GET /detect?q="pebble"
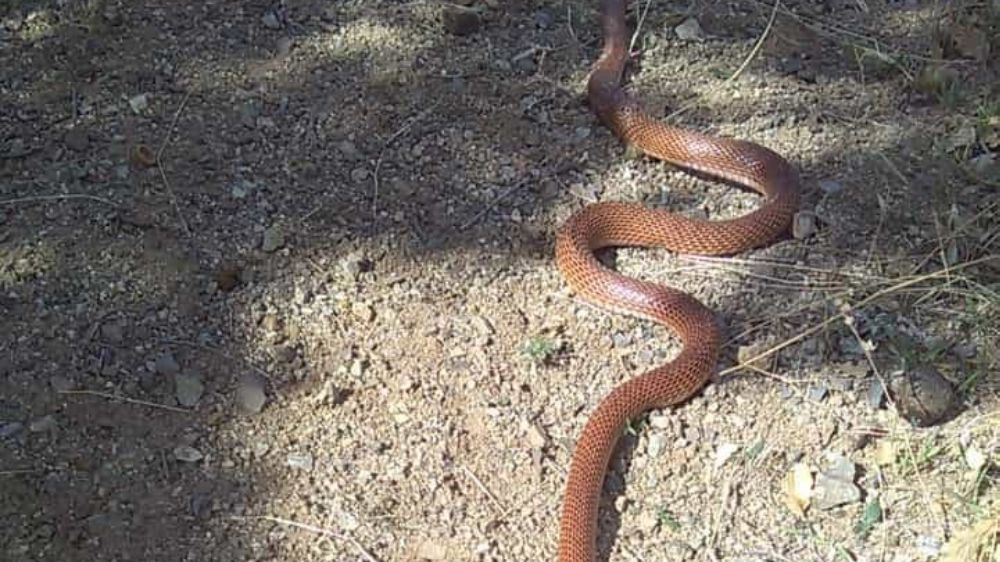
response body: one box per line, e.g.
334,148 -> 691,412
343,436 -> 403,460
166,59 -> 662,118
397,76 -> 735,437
947,125 -> 977,151
154,353 -> 181,376
0,422 -> 24,438
818,179 -> 844,194
713,443 -> 740,468
286,452 -> 314,471
415,538 -> 449,560
888,366 -> 957,427
230,179 -> 253,199
442,6 -> 481,36
276,36 -> 293,57
235,374 -> 267,414
612,332 -> 631,347
28,414 -> 59,433
533,10 -> 554,29
649,413 -> 671,429
64,128 -> 89,152
525,423 -> 548,449
100,320 -> 124,344
174,372 -> 204,407
261,226 -> 285,252
970,152 -> 997,175
128,93 -> 149,114
865,379 -> 885,410
261,11 -> 282,30
351,302 -> 374,323
812,453 -> 861,510
637,511 -> 659,533
952,342 -> 977,359
215,263 -> 242,292
793,211 -> 818,239
338,140 -> 363,161
347,164 -> 371,182
674,18 -> 705,40
647,432 -> 668,457
174,445 -> 204,462
807,384 -> 828,402
338,510 -> 360,531
49,375 -> 76,392
340,253 -> 365,278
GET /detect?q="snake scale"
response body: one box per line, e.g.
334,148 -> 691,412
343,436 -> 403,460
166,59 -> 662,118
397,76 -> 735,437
553,1 -> 801,560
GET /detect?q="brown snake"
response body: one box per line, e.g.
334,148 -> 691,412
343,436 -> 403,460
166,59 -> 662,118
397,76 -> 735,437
554,1 -> 801,560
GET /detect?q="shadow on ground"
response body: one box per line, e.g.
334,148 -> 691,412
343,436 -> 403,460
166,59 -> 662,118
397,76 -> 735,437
1,0 -> 997,561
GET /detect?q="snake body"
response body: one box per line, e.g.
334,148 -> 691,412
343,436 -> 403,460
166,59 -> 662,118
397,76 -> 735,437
554,1 -> 800,561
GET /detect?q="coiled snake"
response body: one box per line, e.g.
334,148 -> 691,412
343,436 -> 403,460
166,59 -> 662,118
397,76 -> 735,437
554,1 -> 801,560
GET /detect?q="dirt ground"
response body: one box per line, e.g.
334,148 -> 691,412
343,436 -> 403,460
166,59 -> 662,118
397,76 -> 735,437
1,1 -> 998,561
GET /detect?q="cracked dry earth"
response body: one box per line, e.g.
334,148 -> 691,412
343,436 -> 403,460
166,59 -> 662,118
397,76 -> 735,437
1,1 -> 998,562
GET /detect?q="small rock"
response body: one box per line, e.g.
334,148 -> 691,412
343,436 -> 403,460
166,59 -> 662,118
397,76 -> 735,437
286,452 -> 314,471
713,443 -> 740,468
649,413 -> 671,429
154,353 -> 181,376
964,446 -> 987,471
647,432 -> 668,457
415,539 -> 449,560
612,332 -> 632,347
310,379 -> 343,406
338,510 -> 360,531
261,226 -> 285,252
340,252 -> 367,278
349,358 -> 365,378
812,454 -> 861,510
173,445 -> 204,462
190,492 -> 212,519
818,179 -> 844,194
637,510 -> 659,533
351,302 -> 374,323
215,263 -> 242,292
533,10 -> 554,29
235,373 -> 267,414
525,423 -> 548,449
970,152 -> 997,175
875,440 -> 896,466
807,384 -> 828,402
50,375 -> 76,392
952,342 -> 977,359
338,140 -> 363,161
261,11 -> 282,30
100,320 -> 124,344
29,415 -> 57,432
947,125 -> 977,152
276,36 -> 293,57
674,17 -> 705,41
174,372 -> 204,407
442,6 -> 481,36
888,366 -> 957,427
64,128 -> 89,152
350,167 -> 369,182
128,93 -> 149,114
0,421 -> 24,438
865,379 -> 885,410
793,211 -> 818,239
230,179 -> 253,199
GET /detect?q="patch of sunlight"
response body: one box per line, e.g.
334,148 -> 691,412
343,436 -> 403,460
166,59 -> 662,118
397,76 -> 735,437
319,18 -> 418,59
8,7 -> 57,43
0,238 -> 56,290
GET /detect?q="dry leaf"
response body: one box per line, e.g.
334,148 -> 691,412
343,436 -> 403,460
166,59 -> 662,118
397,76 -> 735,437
783,462 -> 814,517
